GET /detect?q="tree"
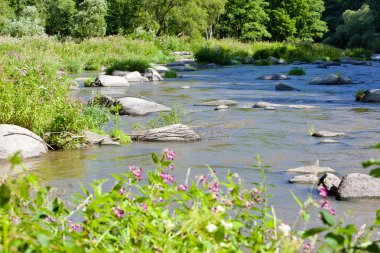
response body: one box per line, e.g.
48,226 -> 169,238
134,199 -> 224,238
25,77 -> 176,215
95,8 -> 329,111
296,0 -> 328,41
0,0 -> 15,30
217,0 -> 270,41
45,0 -> 76,36
70,0 -> 107,39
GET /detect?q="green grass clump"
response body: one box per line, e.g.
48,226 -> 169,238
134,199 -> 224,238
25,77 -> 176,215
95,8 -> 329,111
105,59 -> 151,75
109,129 -> 132,144
355,90 -> 366,101
164,70 -> 178,78
65,59 -> 82,73
288,67 -> 306,75
345,48 -> 373,60
84,59 -> 101,71
254,59 -> 273,66
84,78 -> 95,87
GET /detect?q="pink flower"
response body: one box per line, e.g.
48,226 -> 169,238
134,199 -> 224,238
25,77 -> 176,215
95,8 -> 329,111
256,197 -> 263,204
320,200 -> 336,216
119,187 -> 126,195
1,177 -> 6,185
113,207 -> 125,219
11,216 -> 20,225
318,186 -> 328,198
246,201 -> 253,209
163,149 -> 176,161
200,175 -> 207,184
177,184 -> 188,191
168,164 -> 174,170
304,242 -> 312,252
141,203 -> 147,212
130,165 -> 143,181
71,223 -> 83,232
209,182 -> 219,198
160,172 -> 174,183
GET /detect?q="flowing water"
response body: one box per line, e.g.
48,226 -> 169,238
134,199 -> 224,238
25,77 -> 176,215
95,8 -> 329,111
4,63 -> 380,226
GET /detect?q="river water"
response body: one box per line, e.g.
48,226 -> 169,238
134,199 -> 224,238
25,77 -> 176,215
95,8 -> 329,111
8,63 -> 380,226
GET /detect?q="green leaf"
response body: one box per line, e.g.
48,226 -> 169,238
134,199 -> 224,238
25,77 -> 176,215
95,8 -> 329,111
325,233 -> 344,248
375,143 -> 380,149
214,227 -> 225,243
363,159 -> 380,168
366,243 -> 380,253
320,210 -> 336,227
0,185 -> 11,208
52,198 -> 60,213
152,153 -> 159,165
302,227 -> 327,238
10,152 -> 22,167
290,191 -> 303,208
369,168 -> 380,178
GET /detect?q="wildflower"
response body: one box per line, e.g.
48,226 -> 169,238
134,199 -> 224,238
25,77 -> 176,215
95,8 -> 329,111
206,224 -> 218,233
211,206 -> 217,213
11,216 -> 20,225
177,184 -> 188,191
221,220 -> 233,230
141,203 -> 147,212
246,201 -> 252,209
320,200 -> 336,216
303,242 -> 312,252
318,185 -> 328,198
256,197 -> 263,204
278,223 -> 291,237
45,216 -> 56,223
113,207 -> 125,219
1,176 -> 6,185
119,187 -> 126,195
209,182 -> 219,198
160,172 -> 174,184
71,223 -> 83,232
163,149 -> 176,161
130,165 -> 143,181
233,173 -> 242,183
200,175 -> 207,184
168,164 -> 174,170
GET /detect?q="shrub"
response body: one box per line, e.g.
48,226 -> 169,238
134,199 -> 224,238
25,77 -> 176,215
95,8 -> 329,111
83,78 -> 95,87
164,70 -> 178,78
109,129 -> 132,144
105,59 -> 151,74
84,59 -> 101,70
254,59 -> 273,66
288,67 -> 306,75
65,59 -> 82,73
194,45 -> 233,65
345,48 -> 373,60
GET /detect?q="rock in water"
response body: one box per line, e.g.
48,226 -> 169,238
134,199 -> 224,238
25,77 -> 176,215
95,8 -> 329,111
144,68 -> 164,81
195,100 -> 238,106
289,174 -> 319,184
311,131 -> 346,138
357,89 -> 380,103
275,84 -> 300,91
257,74 -> 290,80
93,75 -> 130,87
117,97 -> 171,116
215,105 -> 229,110
0,124 -> 48,159
124,71 -> 149,82
111,70 -> 130,76
84,131 -> 120,146
336,173 -> 380,200
318,173 -> 341,195
309,74 -> 353,85
130,124 -> 201,142
287,165 -> 335,174
253,102 -> 317,109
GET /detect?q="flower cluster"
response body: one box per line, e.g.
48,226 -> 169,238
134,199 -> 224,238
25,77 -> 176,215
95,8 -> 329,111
130,165 -> 143,181
318,186 -> 335,215
164,149 -> 176,161
113,206 -> 125,219
160,172 -> 174,184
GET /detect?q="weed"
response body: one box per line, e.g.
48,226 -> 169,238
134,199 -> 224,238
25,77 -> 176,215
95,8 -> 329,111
164,70 -> 178,78
288,67 -> 306,75
105,59 -> 151,74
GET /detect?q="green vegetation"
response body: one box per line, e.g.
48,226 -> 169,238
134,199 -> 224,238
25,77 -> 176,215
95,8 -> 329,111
288,67 -> 306,76
254,59 -> 273,66
132,107 -> 185,130
105,59 -> 151,75
0,152 -> 379,252
164,70 -> 178,78
109,129 -> 132,144
356,90 -> 366,101
83,78 -> 95,87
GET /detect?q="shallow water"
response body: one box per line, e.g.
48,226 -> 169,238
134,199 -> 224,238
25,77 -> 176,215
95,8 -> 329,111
4,63 -> 380,226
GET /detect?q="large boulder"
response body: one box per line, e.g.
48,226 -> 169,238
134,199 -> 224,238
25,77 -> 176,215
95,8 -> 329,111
153,65 -> 170,74
117,97 -> 171,116
311,131 -> 346,138
257,74 -> 290,80
289,174 -> 319,184
130,124 -> 201,142
144,68 -> 164,81
195,100 -> 238,106
357,89 -> 380,103
319,173 -> 341,195
275,84 -> 300,91
0,124 -> 48,159
84,131 -> 120,146
124,71 -> 149,82
309,74 -> 353,85
93,75 -> 130,87
336,173 -> 380,200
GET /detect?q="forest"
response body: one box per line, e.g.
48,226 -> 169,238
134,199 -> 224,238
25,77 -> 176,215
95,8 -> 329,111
0,0 -> 380,51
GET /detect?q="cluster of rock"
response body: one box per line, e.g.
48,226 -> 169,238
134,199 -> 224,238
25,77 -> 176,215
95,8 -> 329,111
287,163 -> 380,200
356,89 -> 380,103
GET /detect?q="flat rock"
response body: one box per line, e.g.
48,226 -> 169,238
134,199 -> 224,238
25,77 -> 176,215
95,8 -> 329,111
257,74 -> 290,80
84,131 -> 120,146
275,84 -> 300,91
311,131 -> 346,138
287,165 -> 335,174
166,62 -> 186,67
112,70 -> 130,76
125,71 -> 149,82
289,174 -> 319,184
117,97 -> 171,116
319,173 -> 341,195
144,68 -> 163,81
93,75 -> 130,87
253,102 -> 317,109
130,124 -> 201,142
309,74 -> 353,85
169,65 -> 197,72
358,89 -> 380,103
215,105 -> 229,110
0,124 -> 48,159
340,58 -> 372,66
195,100 -> 238,106
181,86 -> 191,89
153,65 -> 170,73
336,173 -> 380,200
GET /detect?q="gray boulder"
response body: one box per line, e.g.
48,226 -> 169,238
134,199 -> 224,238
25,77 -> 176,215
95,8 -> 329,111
117,97 -> 171,116
253,102 -> 317,109
0,124 -> 48,159
310,74 -> 353,85
275,84 -> 300,91
144,68 -> 164,81
124,71 -> 149,82
287,165 -> 335,174
93,75 -> 130,87
358,89 -> 380,103
84,131 -> 120,146
311,131 -> 346,138
112,70 -> 130,76
289,174 -> 319,184
319,173 -> 341,195
257,74 -> 290,80
153,65 -> 170,74
336,173 -> 380,200
130,124 -> 201,142
195,100 -> 238,106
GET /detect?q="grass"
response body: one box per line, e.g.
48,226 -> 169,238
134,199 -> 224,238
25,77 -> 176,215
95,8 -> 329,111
355,90 -> 366,101
288,67 -> 306,75
83,78 -> 94,87
105,59 -> 151,75
109,129 -> 132,144
254,59 -> 273,66
164,70 -> 178,78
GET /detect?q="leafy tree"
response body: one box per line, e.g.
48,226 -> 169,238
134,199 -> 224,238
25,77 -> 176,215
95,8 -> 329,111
0,0 -> 15,29
1,5 -> 45,37
296,0 -> 328,41
70,0 -> 107,39
267,7 -> 296,41
45,0 -> 76,36
217,0 -> 270,41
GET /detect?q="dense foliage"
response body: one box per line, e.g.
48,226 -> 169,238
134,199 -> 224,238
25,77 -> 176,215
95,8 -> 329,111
0,0 -> 379,50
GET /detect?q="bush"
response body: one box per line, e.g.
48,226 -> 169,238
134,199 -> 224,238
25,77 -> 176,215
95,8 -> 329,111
83,78 -> 95,87
65,59 -> 82,73
105,59 -> 151,74
84,59 -> 101,70
164,70 -> 178,78
254,59 -> 273,66
288,67 -> 306,75
194,45 -> 233,65
345,48 -> 373,60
